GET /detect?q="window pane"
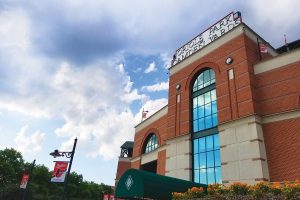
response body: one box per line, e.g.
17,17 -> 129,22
199,118 -> 205,131
199,153 -> 206,169
207,151 -> 214,168
206,135 -> 213,151
205,116 -> 212,129
204,81 -> 210,87
212,101 -> 217,114
144,134 -> 158,153
198,95 -> 204,106
214,150 -> 221,167
200,169 -> 207,184
205,103 -> 211,116
194,170 -> 199,183
215,167 -> 222,184
204,92 -> 211,104
193,98 -> 197,108
193,108 -> 198,119
194,154 -> 199,169
212,114 -> 218,127
214,134 -> 220,149
193,80 -> 198,92
198,73 -> 204,88
198,106 -> 204,118
207,168 -> 215,184
211,89 -> 216,101
210,70 -> 216,83
203,70 -> 210,83
199,138 -> 206,152
194,139 -> 199,153
193,120 -> 199,132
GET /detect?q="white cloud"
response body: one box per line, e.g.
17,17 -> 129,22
144,62 -> 157,73
0,9 -> 31,51
142,81 -> 169,92
248,0 -> 300,29
0,8 -> 142,159
134,98 -> 168,125
14,126 -> 46,154
121,89 -> 148,103
160,52 -> 172,70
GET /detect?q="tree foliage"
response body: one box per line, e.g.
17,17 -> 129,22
0,148 -> 113,200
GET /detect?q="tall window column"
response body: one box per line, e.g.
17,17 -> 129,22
192,69 -> 221,184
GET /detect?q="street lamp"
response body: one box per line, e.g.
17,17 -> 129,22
50,138 -> 78,200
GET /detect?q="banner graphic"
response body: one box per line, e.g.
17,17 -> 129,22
20,173 -> 29,189
50,161 -> 69,182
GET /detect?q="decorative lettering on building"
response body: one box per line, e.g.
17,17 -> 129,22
172,11 -> 242,66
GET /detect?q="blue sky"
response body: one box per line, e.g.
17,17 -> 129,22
1,0 -> 300,185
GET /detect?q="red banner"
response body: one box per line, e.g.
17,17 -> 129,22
20,173 -> 29,189
259,43 -> 268,53
103,194 -> 114,200
50,161 -> 69,182
103,194 -> 109,200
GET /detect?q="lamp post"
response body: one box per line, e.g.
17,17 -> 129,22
50,138 -> 78,200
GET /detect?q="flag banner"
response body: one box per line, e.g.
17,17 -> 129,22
142,111 -> 147,118
103,194 -> 109,200
20,173 -> 29,189
259,43 -> 268,53
109,194 -> 114,200
50,161 -> 69,182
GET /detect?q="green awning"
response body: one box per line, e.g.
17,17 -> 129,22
115,169 -> 207,200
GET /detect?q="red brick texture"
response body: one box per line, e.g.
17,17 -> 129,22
132,114 -> 168,159
157,150 -> 166,175
131,159 -> 140,170
263,118 -> 300,181
254,62 -> 300,116
115,159 -> 131,187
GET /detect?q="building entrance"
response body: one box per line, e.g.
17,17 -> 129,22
141,160 -> 157,173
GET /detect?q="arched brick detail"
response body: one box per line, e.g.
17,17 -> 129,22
139,128 -> 161,155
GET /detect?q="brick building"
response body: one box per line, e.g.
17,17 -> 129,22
115,12 -> 300,187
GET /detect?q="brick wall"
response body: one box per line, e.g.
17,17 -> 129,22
254,61 -> 300,115
131,159 -> 140,169
115,159 -> 131,187
157,150 -> 166,175
263,118 -> 300,181
132,114 -> 168,158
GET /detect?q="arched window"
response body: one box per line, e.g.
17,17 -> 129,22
192,68 -> 221,184
143,134 -> 158,154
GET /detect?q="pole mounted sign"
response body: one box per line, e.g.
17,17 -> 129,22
51,161 -> 69,183
20,174 -> 29,189
172,11 -> 242,66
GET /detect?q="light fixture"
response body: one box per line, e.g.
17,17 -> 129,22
226,57 -> 233,65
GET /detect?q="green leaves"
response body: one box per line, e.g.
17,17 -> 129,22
0,148 -> 113,199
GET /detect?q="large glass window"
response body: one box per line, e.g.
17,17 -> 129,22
192,69 -> 221,184
143,134 -> 158,154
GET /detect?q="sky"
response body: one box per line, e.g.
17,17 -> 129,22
0,0 -> 300,186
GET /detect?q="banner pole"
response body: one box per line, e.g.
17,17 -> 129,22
22,159 -> 36,200
256,37 -> 262,60
62,138 -> 77,200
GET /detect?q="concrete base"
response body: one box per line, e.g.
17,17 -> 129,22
219,115 -> 270,184
165,134 -> 192,181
